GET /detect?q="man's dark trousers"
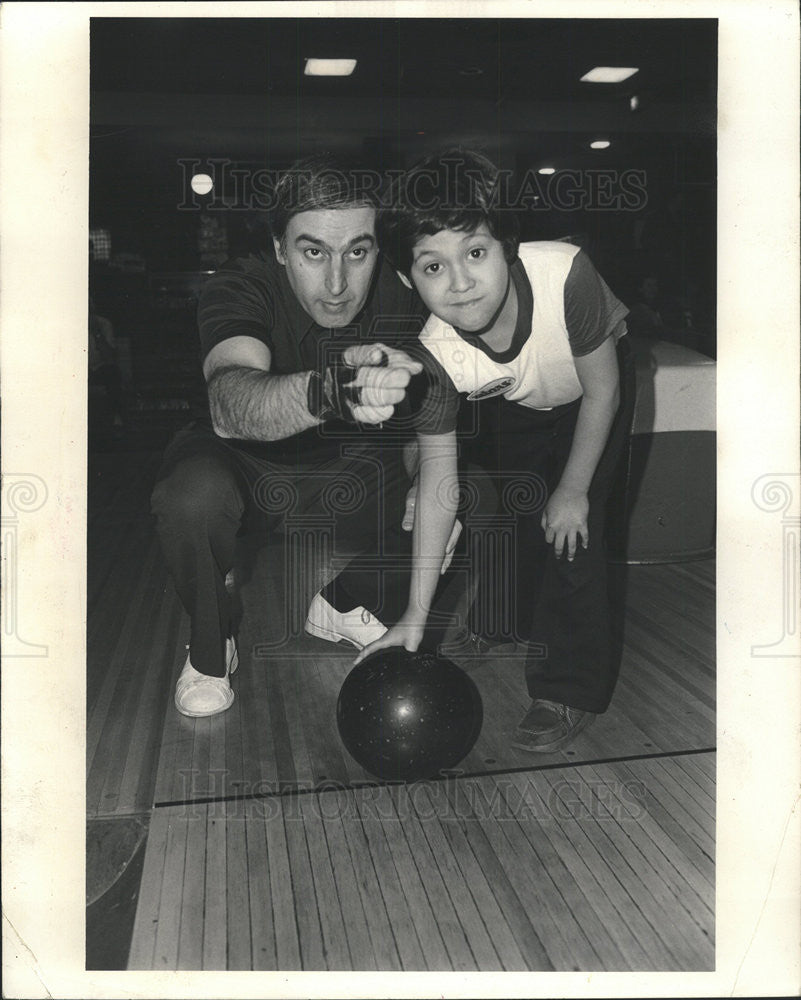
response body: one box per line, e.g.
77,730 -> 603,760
151,422 -> 413,677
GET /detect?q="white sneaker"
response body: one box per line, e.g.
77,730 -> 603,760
174,637 -> 239,718
304,593 -> 388,650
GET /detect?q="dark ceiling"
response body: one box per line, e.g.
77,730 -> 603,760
91,16 -> 717,181
91,16 -> 716,104
89,15 -> 718,273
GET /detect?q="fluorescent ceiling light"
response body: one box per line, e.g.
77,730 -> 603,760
538,167 -> 556,175
304,58 -> 357,76
581,66 -> 639,84
590,140 -> 611,149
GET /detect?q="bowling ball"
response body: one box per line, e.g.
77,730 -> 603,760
336,646 -> 483,782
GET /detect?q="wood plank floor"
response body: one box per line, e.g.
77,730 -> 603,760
128,756 -> 714,971
88,550 -> 715,814
87,449 -> 716,970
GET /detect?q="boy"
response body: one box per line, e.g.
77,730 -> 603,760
362,149 -> 634,752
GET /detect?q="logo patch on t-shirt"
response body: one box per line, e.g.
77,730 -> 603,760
467,376 -> 516,400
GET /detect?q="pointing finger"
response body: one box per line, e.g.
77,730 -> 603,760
376,347 -> 423,374
355,365 -> 414,391
342,342 -> 387,367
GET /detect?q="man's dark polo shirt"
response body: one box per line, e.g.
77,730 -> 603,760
198,250 -> 457,467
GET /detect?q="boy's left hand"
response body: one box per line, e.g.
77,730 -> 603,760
541,488 -> 590,561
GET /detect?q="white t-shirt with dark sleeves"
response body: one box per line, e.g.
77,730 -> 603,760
417,241 -> 629,411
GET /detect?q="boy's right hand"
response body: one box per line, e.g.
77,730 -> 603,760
401,483 -> 418,532
403,481 -> 463,574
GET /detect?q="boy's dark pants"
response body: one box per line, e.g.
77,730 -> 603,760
465,341 -> 635,714
151,422 -> 412,678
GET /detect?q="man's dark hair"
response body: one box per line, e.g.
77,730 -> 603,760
270,153 -> 378,249
377,148 -> 520,276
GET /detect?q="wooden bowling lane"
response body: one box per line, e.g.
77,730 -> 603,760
149,603 -> 715,807
91,558 -> 716,817
88,452 -> 716,971
87,529 -> 183,818
128,754 -> 714,971
87,448 -> 715,816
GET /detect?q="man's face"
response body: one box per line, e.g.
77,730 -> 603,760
407,224 -> 510,332
274,206 -> 378,328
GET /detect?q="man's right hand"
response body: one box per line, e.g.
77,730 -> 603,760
340,343 -> 423,424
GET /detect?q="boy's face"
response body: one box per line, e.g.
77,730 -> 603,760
406,224 -> 510,332
274,206 -> 378,328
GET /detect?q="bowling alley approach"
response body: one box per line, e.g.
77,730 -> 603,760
87,16 -> 718,973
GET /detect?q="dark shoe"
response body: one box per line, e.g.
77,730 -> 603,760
512,698 -> 595,752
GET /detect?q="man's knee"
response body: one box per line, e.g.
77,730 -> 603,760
151,454 -> 244,528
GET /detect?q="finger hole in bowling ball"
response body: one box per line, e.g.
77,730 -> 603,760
336,646 -> 483,783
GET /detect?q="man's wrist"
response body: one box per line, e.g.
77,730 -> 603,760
307,363 -> 360,423
306,370 -> 333,421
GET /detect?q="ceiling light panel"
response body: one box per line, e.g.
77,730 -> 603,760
304,58 -> 357,77
580,66 -> 639,84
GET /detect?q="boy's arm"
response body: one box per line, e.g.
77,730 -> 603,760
354,429 -> 459,662
543,336 -> 620,560
407,430 -> 460,625
400,435 -> 461,573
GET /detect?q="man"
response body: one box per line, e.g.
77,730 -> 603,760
151,155 -> 458,718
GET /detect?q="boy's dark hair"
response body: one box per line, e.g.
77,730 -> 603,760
270,153 -> 378,250
377,148 -> 520,276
